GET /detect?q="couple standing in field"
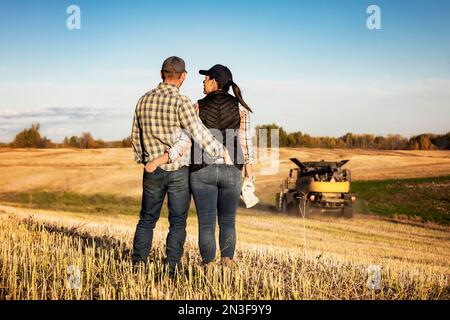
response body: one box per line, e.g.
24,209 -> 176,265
130,56 -> 258,275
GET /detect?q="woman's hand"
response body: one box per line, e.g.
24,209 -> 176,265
222,148 -> 233,165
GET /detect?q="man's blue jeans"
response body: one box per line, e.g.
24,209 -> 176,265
132,167 -> 190,269
190,165 -> 242,263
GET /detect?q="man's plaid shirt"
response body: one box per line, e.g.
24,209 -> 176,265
131,82 -> 224,171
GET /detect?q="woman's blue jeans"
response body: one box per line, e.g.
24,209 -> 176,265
190,165 -> 242,263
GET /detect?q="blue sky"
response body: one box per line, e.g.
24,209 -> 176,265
0,0 -> 449,142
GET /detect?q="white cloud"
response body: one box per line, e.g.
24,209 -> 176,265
0,106 -> 132,143
0,107 -> 128,121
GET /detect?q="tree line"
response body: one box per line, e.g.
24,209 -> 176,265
256,124 -> 450,150
5,123 -> 131,149
2,123 -> 449,150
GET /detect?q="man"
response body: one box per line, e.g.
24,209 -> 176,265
131,56 -> 229,274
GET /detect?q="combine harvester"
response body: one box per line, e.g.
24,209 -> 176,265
276,158 -> 356,217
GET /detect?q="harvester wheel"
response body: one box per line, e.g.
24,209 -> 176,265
281,197 -> 288,212
277,193 -> 288,212
342,206 -> 353,218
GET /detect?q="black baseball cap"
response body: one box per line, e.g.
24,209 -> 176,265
199,64 -> 233,86
162,56 -> 187,74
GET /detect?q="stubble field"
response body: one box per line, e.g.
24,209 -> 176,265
0,147 -> 449,299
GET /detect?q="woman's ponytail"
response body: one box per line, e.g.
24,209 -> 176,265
230,81 -> 253,113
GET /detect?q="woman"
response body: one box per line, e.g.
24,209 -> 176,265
191,64 -> 255,266
146,64 -> 256,266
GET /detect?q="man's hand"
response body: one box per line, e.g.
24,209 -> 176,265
144,161 -> 158,173
144,152 -> 169,173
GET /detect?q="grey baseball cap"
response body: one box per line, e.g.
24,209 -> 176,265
161,56 -> 187,74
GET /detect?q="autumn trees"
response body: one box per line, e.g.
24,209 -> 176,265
255,124 -> 449,150
6,123 -> 448,150
8,124 -> 131,149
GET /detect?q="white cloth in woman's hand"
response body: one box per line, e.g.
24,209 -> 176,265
241,176 -> 259,208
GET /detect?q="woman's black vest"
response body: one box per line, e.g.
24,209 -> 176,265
190,91 -> 244,172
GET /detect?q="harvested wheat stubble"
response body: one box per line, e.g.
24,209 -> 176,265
0,148 -> 449,300
0,209 -> 448,300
